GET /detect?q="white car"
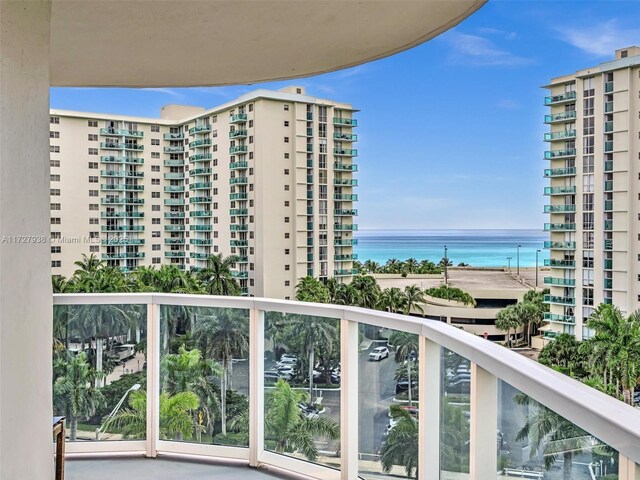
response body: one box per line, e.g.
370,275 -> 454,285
276,357 -> 298,369
369,346 -> 390,361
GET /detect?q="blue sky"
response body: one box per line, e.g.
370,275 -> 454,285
50,1 -> 640,230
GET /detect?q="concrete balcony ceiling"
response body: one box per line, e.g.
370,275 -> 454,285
50,0 -> 486,87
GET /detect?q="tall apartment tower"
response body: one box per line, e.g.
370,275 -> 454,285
543,46 -> 640,340
49,86 -> 358,298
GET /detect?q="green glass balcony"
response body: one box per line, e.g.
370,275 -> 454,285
334,133 -> 358,142
189,138 -> 212,148
544,277 -> 575,286
544,223 -> 575,231
543,313 -> 575,324
333,118 -> 357,127
306,128 -> 313,137
306,191 -> 313,199
230,240 -> 248,247
334,224 -> 358,231
604,81 -> 613,93
230,161 -> 248,170
164,199 -> 185,205
230,208 -> 248,216
230,224 -> 248,231
545,148 -> 576,159
604,200 -> 613,211
306,175 -> 314,184
334,179 -> 358,186
230,193 -> 247,200
164,225 -> 185,232
101,184 -> 144,191
164,172 -> 185,180
190,153 -> 212,161
544,91 -> 576,105
165,251 -> 186,258
100,156 -> 144,165
164,132 -> 184,140
189,168 -> 212,175
100,142 -> 144,150
189,124 -> 212,134
306,144 -> 313,153
101,225 -> 144,232
604,161 -> 613,172
544,205 -> 576,213
543,295 -> 575,306
164,159 -> 184,167
232,271 -> 249,279
100,170 -> 144,178
603,298 -> 613,305
604,121 -> 613,133
334,193 -> 358,201
101,252 -> 145,260
604,278 -> 613,289
230,113 -> 248,123
102,238 -> 144,245
165,238 -> 185,245
334,209 -> 357,216
191,252 -> 210,260
334,148 -> 358,156
100,127 -> 144,137
190,239 -> 211,246
604,101 -> 613,113
544,186 -> 576,195
544,111 -> 577,123
605,239 -> 613,250
543,166 -> 576,176
544,240 -> 576,250
164,146 -> 184,153
230,177 -> 248,185
190,196 -> 212,203
190,211 -> 212,217
306,112 -> 313,120
164,186 -> 185,192
604,141 -> 614,152
335,254 -> 358,261
190,225 -> 212,231
190,182 -> 212,189
334,269 -> 357,276
334,162 -> 357,172
307,253 -> 314,262
102,197 -> 144,205
307,207 -> 314,215
236,256 -> 249,263
306,238 -> 314,246
604,220 -> 613,231
544,130 -> 576,142
101,211 -> 144,218
604,259 -> 613,269
305,222 -> 313,231
604,180 -> 613,191
229,130 -> 247,139
544,259 -> 575,268
229,146 -> 248,154
164,212 -> 185,219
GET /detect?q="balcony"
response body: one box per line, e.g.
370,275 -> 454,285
190,182 -> 212,189
605,101 -> 614,113
164,186 -> 185,193
334,193 -> 358,201
100,170 -> 144,178
189,138 -> 212,148
230,193 -> 248,200
543,277 -> 576,286
191,153 -> 212,161
335,254 -> 358,261
102,197 -> 144,205
544,240 -> 576,250
543,205 -> 575,213
544,148 -> 576,159
189,124 -> 212,134
544,129 -> 576,142
230,224 -> 249,231
164,225 -> 185,232
604,160 -> 614,172
230,160 -> 248,170
191,252 -> 210,260
190,224 -> 212,231
164,146 -> 185,153
335,238 -> 358,246
101,211 -> 144,218
544,312 -> 576,324
544,294 -> 575,306
544,259 -> 575,268
605,121 -> 613,133
164,159 -> 184,167
605,239 -> 613,250
333,148 -> 358,156
604,200 -> 614,211
334,179 -> 358,186
101,142 -> 144,150
604,180 -> 614,192
164,251 -> 186,258
604,259 -> 613,270
543,223 -> 575,232
333,132 -> 357,141
101,252 -> 145,260
230,113 -> 248,123
164,199 -> 185,205
605,141 -> 614,152
334,224 -> 358,231
164,238 -> 185,245
189,168 -> 212,175
164,212 -> 185,219
231,271 -> 249,278
99,128 -> 143,137
163,173 -> 184,180
190,238 -> 211,246
190,211 -> 212,217
544,90 -> 576,105
230,239 -> 248,246
163,132 -> 185,140
230,145 -> 248,154
190,196 -> 212,203
544,186 -> 575,195
334,162 -> 358,172
230,208 -> 248,216
100,184 -> 144,191
334,209 -> 357,216
334,268 -> 357,276
605,278 -> 613,289
100,156 -> 144,165
100,225 -> 144,232
605,220 -> 613,231
101,238 -> 144,245
544,111 -> 577,123
333,117 -> 357,126
230,177 -> 248,185
229,129 -> 247,139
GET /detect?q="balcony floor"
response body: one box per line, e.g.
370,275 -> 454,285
67,458 -> 284,480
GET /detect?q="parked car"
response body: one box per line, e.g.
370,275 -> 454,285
313,370 -> 340,384
280,353 -> 298,362
298,402 -> 320,419
264,370 -> 282,382
449,372 -> 471,383
369,346 -> 390,361
276,357 -> 298,369
395,380 -> 418,395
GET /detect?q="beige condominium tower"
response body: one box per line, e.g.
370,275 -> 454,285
543,46 -> 640,340
49,86 -> 358,298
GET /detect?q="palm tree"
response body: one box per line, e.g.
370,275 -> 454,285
379,287 -> 406,313
295,276 -> 330,303
405,258 -> 419,274
495,305 -> 522,348
362,259 -> 381,274
106,390 -> 202,440
403,285 -> 425,316
388,331 -> 419,405
265,379 -> 339,461
333,283 -> 360,306
53,352 -> 105,440
73,253 -> 104,277
350,275 -> 380,309
198,253 -> 241,296
380,405 -> 418,478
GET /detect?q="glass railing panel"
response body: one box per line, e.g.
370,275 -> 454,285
264,311 -> 341,470
159,305 -> 250,447
358,325 -> 418,480
497,380 -> 619,479
53,303 -> 147,442
441,348 -> 470,478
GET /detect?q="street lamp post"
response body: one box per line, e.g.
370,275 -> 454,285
444,245 -> 448,285
516,244 -> 522,277
535,249 -> 541,288
507,256 -> 512,273
95,383 -> 141,440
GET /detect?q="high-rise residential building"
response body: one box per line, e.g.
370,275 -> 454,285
543,46 -> 640,340
49,86 -> 358,298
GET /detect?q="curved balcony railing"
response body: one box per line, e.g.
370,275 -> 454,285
53,294 -> 640,479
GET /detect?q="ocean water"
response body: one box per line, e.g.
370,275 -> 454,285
354,229 -> 548,268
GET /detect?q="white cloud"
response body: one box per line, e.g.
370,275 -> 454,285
477,27 -> 517,40
444,31 -> 533,67
141,88 -> 184,98
559,19 -> 640,57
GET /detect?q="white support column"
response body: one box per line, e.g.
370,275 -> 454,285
469,363 -> 498,480
619,455 -> 640,480
0,2 -> 52,479
249,308 -> 265,467
340,319 -> 358,480
146,302 -> 160,457
418,338 -> 441,480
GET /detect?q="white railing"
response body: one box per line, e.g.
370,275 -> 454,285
54,293 -> 640,480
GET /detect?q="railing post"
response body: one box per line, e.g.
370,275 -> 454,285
418,337 -> 440,480
340,319 -> 358,480
249,308 -> 265,467
469,363 -> 497,479
146,301 -> 160,457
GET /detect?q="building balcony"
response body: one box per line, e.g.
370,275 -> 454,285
99,128 -> 143,137
604,101 -> 614,113
544,111 -> 577,123
101,142 -> 144,150
230,161 -> 248,170
190,211 -> 212,218
334,224 -> 358,231
230,113 -> 248,123
230,146 -> 248,154
544,259 -> 575,268
164,146 -> 185,153
605,239 -> 613,251
543,277 -> 576,286
605,141 -> 614,153
544,148 -> 576,159
544,186 -> 575,195
544,167 -> 576,178
190,182 -> 213,189
335,254 -> 358,261
100,156 -> 144,165
543,223 -> 575,232
229,129 -> 247,139
164,212 -> 185,219
101,252 -> 145,260
164,199 -> 185,205
190,224 -> 212,231
190,196 -> 212,203
190,153 -> 212,161
164,159 -> 184,167
164,251 -> 186,258
604,180 -> 614,192
605,278 -> 613,289
102,197 -> 144,205
544,312 -> 576,324
334,209 -> 357,216
333,132 -> 358,141
544,91 -> 577,105
231,271 -> 249,278
230,208 -> 248,216
189,168 -> 213,175
190,238 -> 211,246
235,256 -> 249,263
544,294 -> 575,306
544,240 -> 576,250
101,211 -> 144,218
544,205 -> 575,213
164,186 -> 185,193
100,184 -> 144,191
100,225 -> 144,232
189,124 -> 212,134
604,160 -> 613,172
335,238 -> 358,246
334,179 -> 358,187
604,220 -> 613,231
164,238 -> 185,245
189,138 -> 212,148
334,193 -> 358,201
164,172 -> 185,180
230,193 -> 248,201
605,121 -> 613,133
230,177 -> 248,185
604,259 -> 613,270
191,252 -> 210,260
333,117 -> 357,126
230,239 -> 248,246
163,132 -> 185,140
100,170 -> 144,178
101,238 -> 145,245
230,224 -> 249,231
333,148 -> 358,156
164,225 -> 185,232
334,268 -> 357,276
334,162 -> 358,172
544,129 -> 576,142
